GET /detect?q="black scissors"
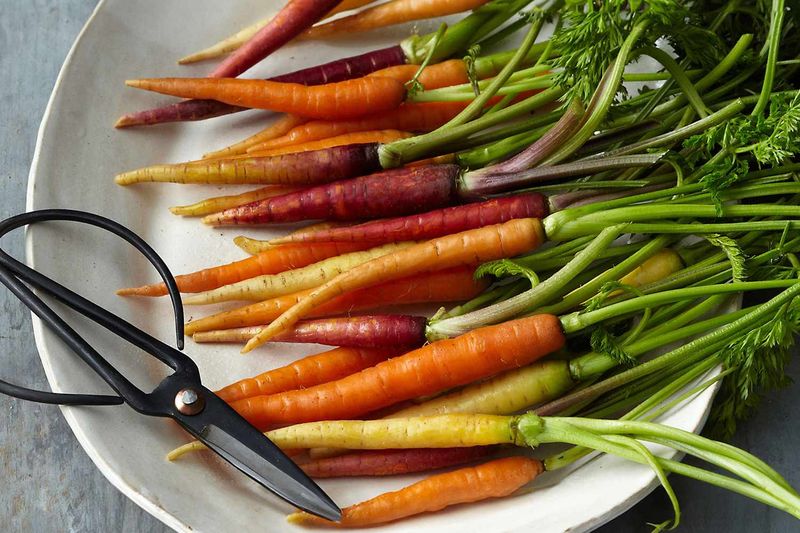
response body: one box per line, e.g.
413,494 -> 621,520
0,209 -> 340,521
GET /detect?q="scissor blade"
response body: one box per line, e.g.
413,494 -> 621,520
178,395 -> 340,521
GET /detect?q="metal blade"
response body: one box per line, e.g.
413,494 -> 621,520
178,393 -> 340,521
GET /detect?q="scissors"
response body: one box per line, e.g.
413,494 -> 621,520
0,209 -> 341,521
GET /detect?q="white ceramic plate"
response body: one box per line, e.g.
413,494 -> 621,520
25,1 -> 720,531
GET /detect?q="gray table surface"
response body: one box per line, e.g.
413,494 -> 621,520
1,1 -> 798,531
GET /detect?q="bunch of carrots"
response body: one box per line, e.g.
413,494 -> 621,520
114,0 -> 800,528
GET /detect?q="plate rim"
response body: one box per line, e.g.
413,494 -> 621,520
22,2 -> 721,532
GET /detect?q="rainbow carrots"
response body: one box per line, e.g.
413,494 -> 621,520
216,347 -> 401,402
271,193 -> 549,244
288,456 -> 542,527
181,242 -> 413,305
301,0 -> 491,40
210,0 -> 345,78
125,76 -> 406,120
184,267 -> 486,334
229,314 -> 564,429
194,315 -> 427,349
246,101 -> 466,152
244,218 -> 546,351
169,185 -> 301,217
202,164 -> 460,226
300,447 -> 494,478
117,241 -> 370,297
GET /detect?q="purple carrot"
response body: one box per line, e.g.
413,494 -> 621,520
193,315 -> 428,349
301,447 -> 495,478
114,45 -> 407,128
271,193 -> 549,244
202,164 -> 460,225
211,0 -> 344,79
114,143 -> 382,186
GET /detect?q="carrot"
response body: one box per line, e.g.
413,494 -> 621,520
288,456 -> 542,527
181,242 -> 414,305
249,129 -> 413,157
202,164 -> 459,226
169,185 -> 301,217
193,315 -> 428,349
202,115 -> 307,159
246,101 -> 465,152
114,143 -> 381,186
178,0 -> 377,64
125,77 -> 406,121
233,222 -> 356,255
271,193 -> 549,245
301,0 -> 491,40
367,59 -> 469,89
301,447 -> 494,478
216,347 -> 401,403
184,267 -> 485,334
117,241 -> 370,297
210,0 -> 345,78
244,218 -> 546,351
618,249 -> 685,288
115,46 -> 407,128
230,314 -> 565,429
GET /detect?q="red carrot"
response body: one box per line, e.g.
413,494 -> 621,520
125,76 -> 406,121
216,347 -> 403,403
117,241 -> 371,297
193,315 -> 428,349
115,143 -> 381,186
301,447 -> 494,478
210,0 -> 345,79
272,193 -> 549,244
184,266 -> 485,334
202,164 -> 460,226
114,46 -> 407,128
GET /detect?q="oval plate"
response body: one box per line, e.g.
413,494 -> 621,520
26,1 -> 720,531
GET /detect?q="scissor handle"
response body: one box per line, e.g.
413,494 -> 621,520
0,209 -> 198,412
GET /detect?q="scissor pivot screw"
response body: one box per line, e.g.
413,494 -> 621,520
175,388 -> 205,415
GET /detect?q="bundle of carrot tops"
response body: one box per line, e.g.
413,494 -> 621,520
115,0 -> 800,527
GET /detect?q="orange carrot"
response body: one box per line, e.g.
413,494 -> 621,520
367,59 -> 469,89
117,242 -> 371,297
125,77 -> 406,120
301,447 -> 494,478
301,0 -> 491,40
169,185 -> 301,217
230,314 -> 565,429
251,129 -> 412,157
203,115 -> 307,159
288,456 -> 543,526
246,101 -> 465,152
216,347 -> 402,403
184,267 -> 485,335
243,218 -> 546,351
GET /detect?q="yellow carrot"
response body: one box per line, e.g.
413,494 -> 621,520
243,218 -> 545,351
181,242 -> 414,305
169,185 -> 301,217
618,249 -> 685,288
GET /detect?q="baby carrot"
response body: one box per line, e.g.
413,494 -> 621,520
301,447 -> 494,478
210,0 -> 344,78
125,77 -> 406,120
367,59 -> 469,89
202,164 -> 459,226
288,456 -> 542,527
230,314 -> 565,429
249,129 -> 413,157
193,315 -> 428,349
181,242 -> 414,305
301,0 -> 490,40
117,241 -> 370,297
216,347 -> 402,403
184,267 -> 485,334
271,193 -> 549,245
169,185 -> 301,217
202,115 -> 307,159
246,101 -> 465,152
233,222 -> 355,255
244,218 -> 546,351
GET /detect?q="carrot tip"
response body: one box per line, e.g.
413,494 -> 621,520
114,115 -> 136,128
201,213 -> 223,226
125,79 -> 144,88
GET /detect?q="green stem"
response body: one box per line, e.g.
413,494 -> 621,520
752,0 -> 785,116
638,46 -> 710,117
